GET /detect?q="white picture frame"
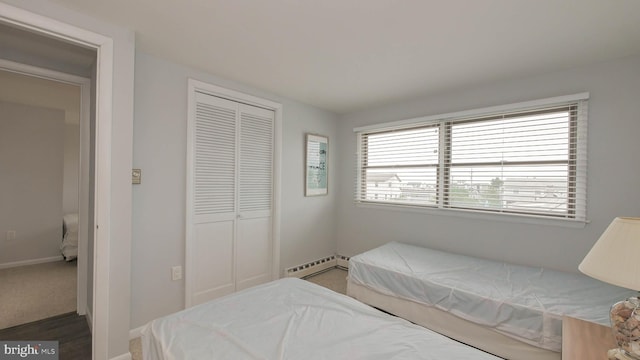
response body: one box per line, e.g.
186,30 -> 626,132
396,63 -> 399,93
305,133 -> 328,196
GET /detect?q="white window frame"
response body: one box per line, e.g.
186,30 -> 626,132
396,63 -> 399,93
354,93 -> 589,226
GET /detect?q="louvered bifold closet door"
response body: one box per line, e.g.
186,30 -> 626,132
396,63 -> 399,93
236,104 -> 275,291
188,91 -> 276,306
190,92 -> 238,305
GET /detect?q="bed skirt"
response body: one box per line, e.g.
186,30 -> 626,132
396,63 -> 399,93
347,279 -> 561,360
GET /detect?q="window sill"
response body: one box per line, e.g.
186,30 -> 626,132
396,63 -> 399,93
354,201 -> 588,228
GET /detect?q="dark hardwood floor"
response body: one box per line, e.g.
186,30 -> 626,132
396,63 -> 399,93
0,312 -> 91,359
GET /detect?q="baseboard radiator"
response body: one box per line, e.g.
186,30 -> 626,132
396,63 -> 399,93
285,254 -> 350,278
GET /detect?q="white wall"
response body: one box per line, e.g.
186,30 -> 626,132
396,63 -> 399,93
0,70 -> 81,215
0,101 -> 64,265
131,52 -> 338,329
336,54 -> 640,273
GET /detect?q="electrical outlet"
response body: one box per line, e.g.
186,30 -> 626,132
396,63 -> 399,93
6,231 -> 16,242
171,266 -> 182,281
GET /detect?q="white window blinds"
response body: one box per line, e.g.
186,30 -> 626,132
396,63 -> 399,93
355,94 -> 588,221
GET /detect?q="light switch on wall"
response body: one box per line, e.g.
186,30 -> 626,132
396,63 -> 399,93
132,169 -> 141,184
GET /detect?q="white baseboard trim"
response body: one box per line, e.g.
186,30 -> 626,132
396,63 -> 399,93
285,254 -> 351,278
285,255 -> 336,278
85,306 -> 93,333
0,255 -> 64,269
109,352 -> 132,360
337,255 -> 350,269
129,325 -> 145,340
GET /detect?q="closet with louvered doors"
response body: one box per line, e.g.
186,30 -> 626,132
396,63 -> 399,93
187,90 -> 276,307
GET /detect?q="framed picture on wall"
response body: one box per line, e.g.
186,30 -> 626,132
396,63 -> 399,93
305,133 -> 328,196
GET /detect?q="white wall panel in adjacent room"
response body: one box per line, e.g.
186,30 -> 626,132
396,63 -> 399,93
0,101 -> 64,265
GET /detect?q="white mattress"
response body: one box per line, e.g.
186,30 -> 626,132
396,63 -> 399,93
142,278 -> 501,360
348,241 -> 637,353
61,213 -> 78,261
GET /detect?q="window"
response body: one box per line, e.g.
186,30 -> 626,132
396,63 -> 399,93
355,94 -> 588,221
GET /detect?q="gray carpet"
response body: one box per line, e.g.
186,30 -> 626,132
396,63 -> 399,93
0,260 -> 77,329
305,268 -> 348,295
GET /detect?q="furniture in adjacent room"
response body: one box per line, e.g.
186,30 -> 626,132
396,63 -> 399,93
141,278 -> 501,360
61,213 -> 79,261
562,315 -> 616,360
347,241 -> 637,360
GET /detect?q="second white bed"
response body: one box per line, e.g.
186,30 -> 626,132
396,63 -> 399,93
347,242 -> 636,360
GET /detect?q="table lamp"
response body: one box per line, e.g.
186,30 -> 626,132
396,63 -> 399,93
579,217 -> 640,360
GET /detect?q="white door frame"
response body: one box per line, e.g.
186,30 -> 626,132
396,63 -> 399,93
185,78 -> 282,308
0,3 -> 113,360
0,58 -> 91,316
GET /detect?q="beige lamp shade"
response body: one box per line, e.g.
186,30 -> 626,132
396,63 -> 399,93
579,217 -> 640,291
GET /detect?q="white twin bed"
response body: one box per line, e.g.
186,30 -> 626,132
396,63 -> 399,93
142,241 -> 632,359
347,241 -> 636,360
142,278 -> 500,360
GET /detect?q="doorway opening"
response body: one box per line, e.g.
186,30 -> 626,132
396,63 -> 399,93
0,64 -> 90,325
0,4 -> 117,359
0,26 -> 94,358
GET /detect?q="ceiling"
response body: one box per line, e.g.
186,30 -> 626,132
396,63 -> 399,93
48,0 -> 640,114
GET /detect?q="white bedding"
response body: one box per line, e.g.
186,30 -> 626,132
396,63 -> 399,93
348,242 -> 637,353
61,213 -> 78,261
142,278 -> 501,360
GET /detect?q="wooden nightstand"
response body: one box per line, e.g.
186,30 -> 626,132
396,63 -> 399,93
562,316 -> 617,360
